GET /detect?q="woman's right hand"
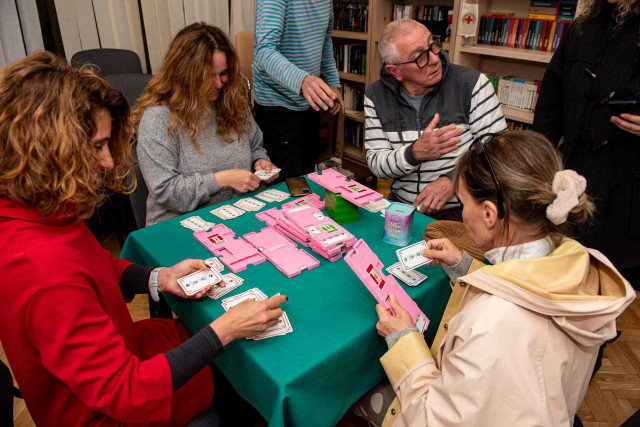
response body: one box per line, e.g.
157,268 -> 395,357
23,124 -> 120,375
422,238 -> 463,267
215,169 -> 261,193
209,295 -> 287,345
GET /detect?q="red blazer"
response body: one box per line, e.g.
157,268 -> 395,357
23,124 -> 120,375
0,199 -> 213,426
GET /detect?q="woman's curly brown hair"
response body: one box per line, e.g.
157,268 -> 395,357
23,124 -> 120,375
577,0 -> 640,30
132,22 -> 249,147
0,51 -> 133,220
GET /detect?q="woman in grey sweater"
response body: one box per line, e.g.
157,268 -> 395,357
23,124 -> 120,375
133,23 -> 278,226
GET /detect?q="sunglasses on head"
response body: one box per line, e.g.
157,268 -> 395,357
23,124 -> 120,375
469,133 -> 505,219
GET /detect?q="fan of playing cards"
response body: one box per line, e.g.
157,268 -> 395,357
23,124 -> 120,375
221,289 -> 293,340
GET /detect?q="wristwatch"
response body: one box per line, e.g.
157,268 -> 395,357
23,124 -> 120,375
149,267 -> 163,302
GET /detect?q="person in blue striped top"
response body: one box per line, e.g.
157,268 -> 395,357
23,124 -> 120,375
253,0 -> 344,181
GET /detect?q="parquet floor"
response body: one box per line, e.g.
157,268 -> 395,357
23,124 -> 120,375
3,178 -> 639,425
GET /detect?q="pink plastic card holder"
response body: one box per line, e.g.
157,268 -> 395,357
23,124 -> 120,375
307,169 -> 383,207
344,239 -> 429,333
243,227 -> 320,278
284,204 -> 356,260
256,208 -> 310,247
280,193 -> 325,211
193,224 -> 266,273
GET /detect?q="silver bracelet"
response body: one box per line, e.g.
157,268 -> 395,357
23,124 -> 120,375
149,267 -> 163,302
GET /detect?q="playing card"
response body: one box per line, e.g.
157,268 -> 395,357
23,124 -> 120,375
396,241 -> 432,271
254,168 -> 281,180
180,216 -> 212,231
233,197 -> 265,212
221,288 -> 266,311
252,311 -> 292,340
210,205 -> 245,220
204,257 -> 225,272
386,262 -> 428,286
177,268 -> 223,296
362,199 -> 391,213
255,189 -> 290,202
207,272 -> 243,299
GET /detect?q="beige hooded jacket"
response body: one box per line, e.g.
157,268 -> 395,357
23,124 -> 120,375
380,239 -> 635,427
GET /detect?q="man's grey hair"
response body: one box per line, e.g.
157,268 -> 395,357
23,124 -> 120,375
378,19 -> 427,64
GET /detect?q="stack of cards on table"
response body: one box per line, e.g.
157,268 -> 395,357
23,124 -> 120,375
180,215 -> 214,232
362,199 -> 391,213
177,266 -> 223,296
396,241 -> 432,271
204,257 -> 225,272
233,197 -> 265,212
255,195 -> 356,261
255,188 -> 290,203
221,289 -> 292,340
254,168 -> 281,180
386,262 -> 428,287
210,205 -> 245,220
207,272 -> 245,299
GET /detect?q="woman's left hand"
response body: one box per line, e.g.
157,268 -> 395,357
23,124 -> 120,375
158,259 -> 212,299
254,159 -> 280,183
375,295 -> 414,338
611,113 -> 640,137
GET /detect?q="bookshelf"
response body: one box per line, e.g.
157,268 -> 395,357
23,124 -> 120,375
451,0 -> 581,125
331,0 -> 458,168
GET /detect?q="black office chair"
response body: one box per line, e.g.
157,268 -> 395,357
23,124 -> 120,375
105,73 -> 152,110
71,48 -> 143,77
1,360 -> 21,427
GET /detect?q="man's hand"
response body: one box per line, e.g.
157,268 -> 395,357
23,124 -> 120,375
254,159 -> 280,183
611,113 -> 640,137
158,259 -> 211,298
413,176 -> 454,214
210,295 -> 288,345
422,238 -> 463,267
329,87 -> 344,115
413,113 -> 463,161
301,75 -> 337,112
214,169 -> 261,192
375,295 -> 414,338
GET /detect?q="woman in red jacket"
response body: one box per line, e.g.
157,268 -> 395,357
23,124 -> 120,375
0,51 -> 286,426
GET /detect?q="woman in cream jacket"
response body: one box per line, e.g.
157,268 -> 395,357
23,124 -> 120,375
360,131 -> 636,426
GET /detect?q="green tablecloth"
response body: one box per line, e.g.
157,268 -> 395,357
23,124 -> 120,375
120,179 -> 451,427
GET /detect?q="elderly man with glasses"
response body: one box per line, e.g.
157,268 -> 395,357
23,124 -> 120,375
365,19 -> 507,220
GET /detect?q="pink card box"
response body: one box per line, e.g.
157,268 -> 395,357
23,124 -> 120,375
280,193 -> 325,211
307,169 -> 383,207
344,239 -> 429,333
193,224 -> 266,273
243,227 -> 320,278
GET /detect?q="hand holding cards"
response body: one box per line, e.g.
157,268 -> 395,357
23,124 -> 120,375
219,290 -> 292,340
396,241 -> 432,271
177,267 -> 223,296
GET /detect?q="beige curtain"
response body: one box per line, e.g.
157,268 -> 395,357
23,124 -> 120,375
0,0 -> 44,67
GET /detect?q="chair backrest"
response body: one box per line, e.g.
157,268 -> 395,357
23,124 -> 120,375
128,142 -> 149,229
1,359 -> 21,427
71,48 -> 143,77
104,73 -> 152,109
235,31 -> 254,104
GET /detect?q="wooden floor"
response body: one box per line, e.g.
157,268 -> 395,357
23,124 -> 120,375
3,178 -> 639,426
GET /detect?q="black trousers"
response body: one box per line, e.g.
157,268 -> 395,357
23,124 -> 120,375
255,103 -> 321,181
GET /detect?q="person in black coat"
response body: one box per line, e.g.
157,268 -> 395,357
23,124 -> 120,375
533,0 -> 640,290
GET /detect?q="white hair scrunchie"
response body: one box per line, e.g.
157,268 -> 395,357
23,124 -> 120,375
546,170 -> 587,225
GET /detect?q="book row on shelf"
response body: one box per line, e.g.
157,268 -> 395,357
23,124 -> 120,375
333,43 -> 367,75
344,120 -> 364,149
391,4 -> 453,22
478,15 -> 572,52
528,0 -> 578,22
391,3 -> 453,41
333,2 -> 368,33
342,83 -> 365,111
486,73 -> 541,113
506,119 -> 533,130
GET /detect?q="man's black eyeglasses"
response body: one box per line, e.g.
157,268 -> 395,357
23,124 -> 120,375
469,133 -> 505,219
390,37 -> 443,68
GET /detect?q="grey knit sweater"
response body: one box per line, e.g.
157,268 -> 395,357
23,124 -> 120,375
137,105 -> 269,226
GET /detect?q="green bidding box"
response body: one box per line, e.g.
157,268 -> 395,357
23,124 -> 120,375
324,189 -> 359,224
